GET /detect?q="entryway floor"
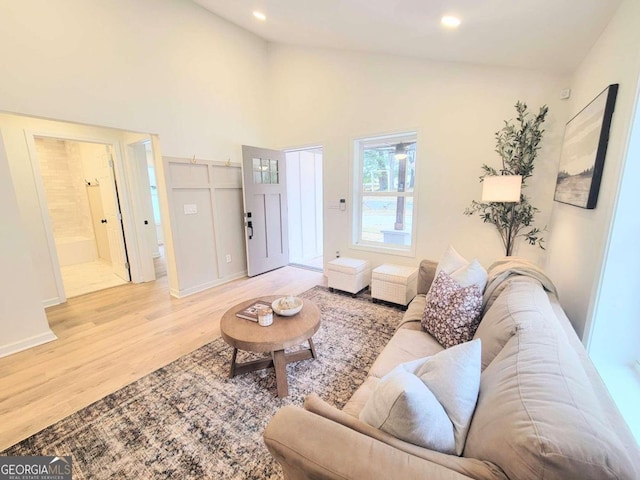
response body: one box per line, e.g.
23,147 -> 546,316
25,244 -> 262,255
290,255 -> 323,271
61,260 -> 128,298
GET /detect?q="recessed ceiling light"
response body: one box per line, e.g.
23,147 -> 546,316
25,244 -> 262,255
253,11 -> 266,21
441,15 -> 461,28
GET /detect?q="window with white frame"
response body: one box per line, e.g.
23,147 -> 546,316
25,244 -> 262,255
352,132 -> 417,253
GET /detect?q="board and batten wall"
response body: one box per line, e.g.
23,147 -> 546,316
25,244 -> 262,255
162,157 -> 246,297
267,44 -> 570,270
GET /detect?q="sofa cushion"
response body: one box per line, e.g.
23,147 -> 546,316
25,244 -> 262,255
360,340 -> 481,455
368,328 -> 443,379
417,259 -> 438,295
473,276 -> 547,370
342,376 -> 379,418
434,245 -> 488,291
464,303 -> 636,480
422,272 -> 482,348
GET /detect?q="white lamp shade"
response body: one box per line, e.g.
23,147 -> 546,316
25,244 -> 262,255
481,175 -> 522,202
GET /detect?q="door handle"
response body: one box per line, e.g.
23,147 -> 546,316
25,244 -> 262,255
247,221 -> 253,239
101,219 -> 108,224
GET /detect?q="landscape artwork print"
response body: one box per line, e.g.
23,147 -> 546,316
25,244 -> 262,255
554,84 -> 618,209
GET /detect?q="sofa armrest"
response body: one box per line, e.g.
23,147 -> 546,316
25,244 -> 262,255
302,394 -> 506,480
264,405 -> 475,480
417,259 -> 438,295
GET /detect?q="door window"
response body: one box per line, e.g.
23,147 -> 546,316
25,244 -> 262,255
252,157 -> 279,184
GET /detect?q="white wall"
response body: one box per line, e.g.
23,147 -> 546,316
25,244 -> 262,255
546,0 -> 640,340
0,135 -> 56,358
267,45 -> 570,269
0,0 -> 269,351
0,0 -> 268,161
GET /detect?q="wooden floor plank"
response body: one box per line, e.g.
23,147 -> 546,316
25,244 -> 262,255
0,266 -> 325,451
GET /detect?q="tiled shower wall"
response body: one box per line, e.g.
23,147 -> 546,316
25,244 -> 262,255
35,138 -> 94,239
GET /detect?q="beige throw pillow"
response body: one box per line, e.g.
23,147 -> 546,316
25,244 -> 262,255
359,339 -> 481,456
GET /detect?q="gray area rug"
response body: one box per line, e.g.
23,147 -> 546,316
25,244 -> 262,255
3,286 -> 402,479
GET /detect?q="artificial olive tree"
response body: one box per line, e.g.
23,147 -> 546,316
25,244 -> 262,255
465,102 -> 548,256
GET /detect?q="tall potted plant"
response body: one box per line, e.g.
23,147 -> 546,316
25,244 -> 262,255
465,102 -> 548,256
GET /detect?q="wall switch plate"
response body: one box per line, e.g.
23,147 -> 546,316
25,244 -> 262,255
183,204 -> 197,215
225,254 -> 232,263
560,88 -> 571,100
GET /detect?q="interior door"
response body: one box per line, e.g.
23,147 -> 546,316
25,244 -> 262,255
97,146 -> 131,281
241,145 -> 289,277
86,184 -> 111,262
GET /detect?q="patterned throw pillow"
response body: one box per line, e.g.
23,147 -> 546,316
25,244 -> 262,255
422,271 -> 483,348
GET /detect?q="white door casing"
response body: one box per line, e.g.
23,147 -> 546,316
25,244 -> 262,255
241,145 -> 289,277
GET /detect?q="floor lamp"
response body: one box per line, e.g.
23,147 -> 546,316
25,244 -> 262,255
481,175 -> 522,256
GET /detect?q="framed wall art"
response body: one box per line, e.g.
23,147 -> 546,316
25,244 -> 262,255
554,83 -> 618,209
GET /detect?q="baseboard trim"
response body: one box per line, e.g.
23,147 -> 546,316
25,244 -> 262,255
170,271 -> 248,298
0,330 -> 58,359
42,297 -> 62,308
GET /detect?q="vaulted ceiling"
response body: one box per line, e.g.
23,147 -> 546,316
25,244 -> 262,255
193,0 -> 622,74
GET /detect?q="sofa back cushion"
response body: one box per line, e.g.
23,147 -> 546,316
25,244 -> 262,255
464,297 -> 636,480
473,276 -> 546,370
417,259 -> 438,295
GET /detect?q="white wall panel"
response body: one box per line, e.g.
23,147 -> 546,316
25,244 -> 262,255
164,157 -> 245,297
171,188 -> 219,290
215,188 -> 247,277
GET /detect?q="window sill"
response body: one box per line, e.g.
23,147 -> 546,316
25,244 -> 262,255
350,242 -> 416,258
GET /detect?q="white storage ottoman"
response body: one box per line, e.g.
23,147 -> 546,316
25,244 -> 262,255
371,264 -> 418,306
327,257 -> 371,296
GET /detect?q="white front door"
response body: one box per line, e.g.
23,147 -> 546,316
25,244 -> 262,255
241,145 -> 289,277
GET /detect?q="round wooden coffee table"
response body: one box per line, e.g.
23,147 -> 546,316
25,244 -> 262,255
220,295 -> 321,397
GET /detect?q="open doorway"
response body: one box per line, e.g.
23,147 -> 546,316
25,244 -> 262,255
285,147 -> 323,271
34,137 -> 130,298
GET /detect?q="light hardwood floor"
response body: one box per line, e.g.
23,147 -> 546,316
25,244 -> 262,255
0,266 -> 325,451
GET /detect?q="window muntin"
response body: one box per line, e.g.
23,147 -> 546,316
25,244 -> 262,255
353,132 -> 417,251
252,157 -> 279,184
